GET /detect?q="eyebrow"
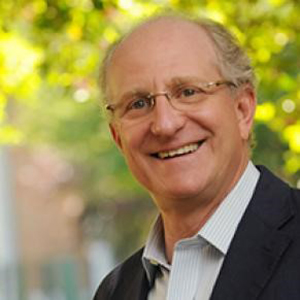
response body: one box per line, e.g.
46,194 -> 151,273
169,76 -> 202,85
117,88 -> 150,105
116,76 -> 205,104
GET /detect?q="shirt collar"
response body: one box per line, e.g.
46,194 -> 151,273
199,161 -> 260,254
142,216 -> 168,281
142,161 -> 260,281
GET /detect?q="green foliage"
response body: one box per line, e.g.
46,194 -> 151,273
0,1 -> 299,252
0,0 -> 299,260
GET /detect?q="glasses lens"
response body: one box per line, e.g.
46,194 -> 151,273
120,96 -> 153,120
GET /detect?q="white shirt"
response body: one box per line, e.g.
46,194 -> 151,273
142,161 -> 260,300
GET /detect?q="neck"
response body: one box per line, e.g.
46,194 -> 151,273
158,158 -> 250,263
161,199 -> 221,263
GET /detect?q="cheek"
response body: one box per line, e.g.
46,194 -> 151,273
119,134 -> 153,187
118,126 -> 146,159
190,103 -> 242,151
188,102 -> 235,133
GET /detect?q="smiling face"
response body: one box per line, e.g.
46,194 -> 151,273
106,18 -> 256,210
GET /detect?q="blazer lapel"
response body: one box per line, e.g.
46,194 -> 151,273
120,270 -> 150,300
210,166 -> 295,300
112,248 -> 154,300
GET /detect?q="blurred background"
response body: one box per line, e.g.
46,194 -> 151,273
0,0 -> 299,299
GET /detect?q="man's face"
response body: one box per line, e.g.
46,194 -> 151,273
107,20 -> 255,208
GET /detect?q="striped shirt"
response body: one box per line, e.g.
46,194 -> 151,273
142,161 -> 260,300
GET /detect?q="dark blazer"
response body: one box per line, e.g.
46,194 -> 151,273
93,166 -> 300,300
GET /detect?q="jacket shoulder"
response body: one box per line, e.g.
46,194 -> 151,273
93,247 -> 145,300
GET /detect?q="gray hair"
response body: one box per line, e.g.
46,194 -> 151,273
99,13 -> 256,105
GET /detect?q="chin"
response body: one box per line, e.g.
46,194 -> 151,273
154,183 -> 206,202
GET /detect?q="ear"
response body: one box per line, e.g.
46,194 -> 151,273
109,123 -> 123,151
234,84 -> 256,141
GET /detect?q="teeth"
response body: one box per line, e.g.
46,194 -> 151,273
157,143 -> 200,159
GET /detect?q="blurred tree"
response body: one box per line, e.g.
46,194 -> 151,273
0,0 -> 299,258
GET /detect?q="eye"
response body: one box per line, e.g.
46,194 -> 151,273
127,97 -> 152,110
177,86 -> 205,99
181,87 -> 198,97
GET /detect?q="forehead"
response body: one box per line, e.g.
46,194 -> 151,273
107,18 -> 220,95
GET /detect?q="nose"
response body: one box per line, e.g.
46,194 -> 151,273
150,94 -> 186,138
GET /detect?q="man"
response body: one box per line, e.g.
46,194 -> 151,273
94,14 -> 300,300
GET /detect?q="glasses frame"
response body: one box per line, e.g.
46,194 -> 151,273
105,79 -> 237,117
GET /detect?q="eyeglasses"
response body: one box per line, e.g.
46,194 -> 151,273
106,80 -> 237,121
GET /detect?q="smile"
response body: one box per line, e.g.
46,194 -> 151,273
153,141 -> 204,159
